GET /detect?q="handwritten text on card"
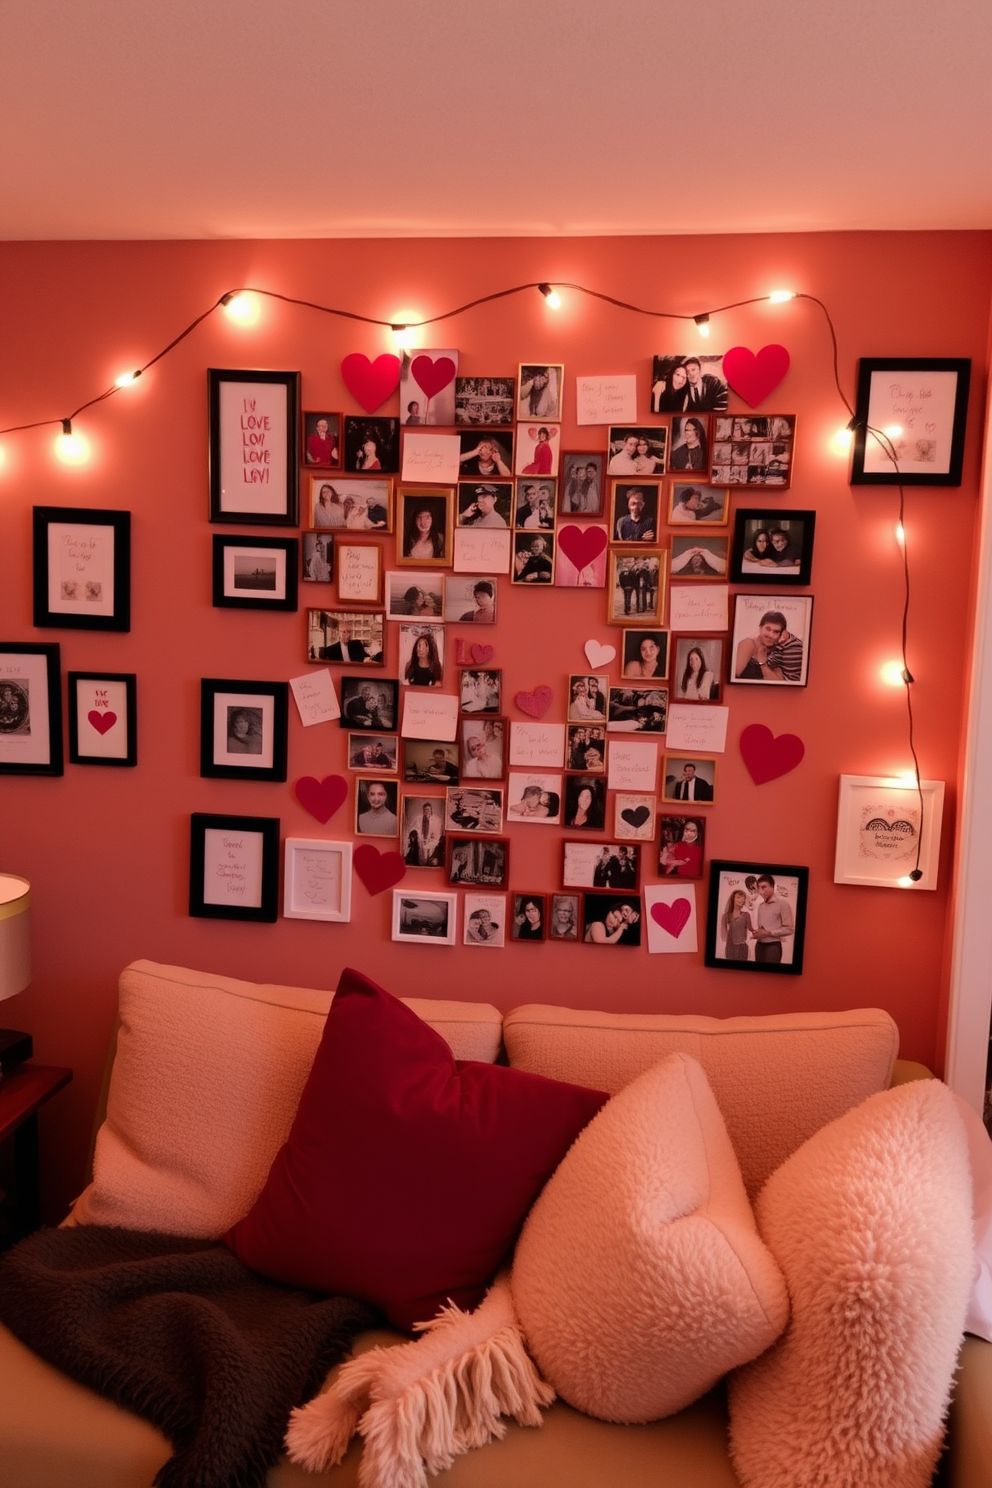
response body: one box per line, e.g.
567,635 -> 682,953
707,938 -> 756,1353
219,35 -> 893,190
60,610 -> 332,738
401,433 -> 461,483
576,375 -> 637,426
665,704 -> 729,754
290,671 -> 340,727
607,738 -> 659,791
454,528 -> 512,573
402,693 -> 459,741
669,584 -> 729,631
509,722 -> 566,768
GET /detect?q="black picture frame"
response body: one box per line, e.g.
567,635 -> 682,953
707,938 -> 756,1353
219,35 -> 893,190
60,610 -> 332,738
200,678 -> 289,781
212,535 -> 299,610
32,506 -> 130,631
850,357 -> 971,486
208,368 -> 300,525
67,671 -> 137,767
730,509 -> 816,586
0,642 -> 63,776
705,860 -> 808,975
189,812 -> 280,922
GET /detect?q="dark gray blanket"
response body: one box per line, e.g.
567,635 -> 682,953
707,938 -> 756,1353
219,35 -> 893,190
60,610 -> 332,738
0,1225 -> 377,1488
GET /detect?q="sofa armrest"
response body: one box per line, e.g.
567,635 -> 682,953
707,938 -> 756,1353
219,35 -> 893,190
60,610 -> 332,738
947,1336 -> 992,1488
890,1058 -> 935,1086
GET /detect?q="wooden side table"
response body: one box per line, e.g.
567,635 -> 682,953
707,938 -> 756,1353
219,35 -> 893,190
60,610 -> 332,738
0,1063 -> 72,1245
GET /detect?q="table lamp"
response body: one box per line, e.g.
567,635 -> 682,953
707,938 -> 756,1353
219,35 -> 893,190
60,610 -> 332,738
0,874 -> 32,1078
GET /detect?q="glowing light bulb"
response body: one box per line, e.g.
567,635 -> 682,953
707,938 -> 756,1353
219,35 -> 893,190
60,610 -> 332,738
832,426 -> 854,452
768,289 -> 795,303
694,314 -> 710,338
897,875 -> 916,888
222,292 -> 259,325
114,369 -> 141,388
389,310 -> 422,350
880,660 -> 910,687
883,424 -> 903,439
55,420 -> 89,465
538,283 -> 562,310
895,522 -> 906,545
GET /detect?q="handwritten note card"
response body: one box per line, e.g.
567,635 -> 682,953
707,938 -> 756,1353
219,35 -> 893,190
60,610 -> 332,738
202,827 -> 264,908
665,704 -> 729,754
401,692 -> 459,741
453,528 -> 512,574
336,543 -> 380,604
607,738 -> 659,792
644,884 -> 698,955
576,375 -> 637,426
401,433 -> 461,484
510,722 -> 566,768
290,670 -> 340,727
862,368 -> 960,476
669,584 -> 729,632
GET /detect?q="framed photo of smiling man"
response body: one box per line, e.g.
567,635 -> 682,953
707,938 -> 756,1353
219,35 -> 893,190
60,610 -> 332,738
730,594 -> 812,688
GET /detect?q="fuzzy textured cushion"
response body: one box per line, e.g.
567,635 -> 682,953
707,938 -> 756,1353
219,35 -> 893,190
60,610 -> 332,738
71,959 -> 503,1237
225,968 -> 607,1332
511,1053 -> 789,1423
729,1079 -> 973,1488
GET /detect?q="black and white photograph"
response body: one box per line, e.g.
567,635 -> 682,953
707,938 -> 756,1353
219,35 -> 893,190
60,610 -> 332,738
456,482 -> 512,529
506,771 -> 563,824
511,893 -> 547,941
567,674 -> 608,723
731,594 -> 813,687
731,510 -> 815,585
621,629 -> 669,680
658,816 -> 706,878
517,364 -> 563,421
463,893 -> 507,946
443,575 -> 498,624
302,411 -> 341,467
0,643 -> 63,776
343,416 -> 400,474
460,717 -> 505,779
455,376 -> 515,427
404,739 -> 460,784
607,685 -> 668,733
310,477 -> 391,532
651,354 -> 728,413
711,415 -> 795,488
669,416 -> 711,475
610,483 -> 660,543
301,532 -> 333,583
582,892 -> 643,946
447,835 -> 509,888
549,894 -> 581,940
399,349 -> 458,427
514,478 -> 556,529
396,489 -> 453,566
515,422 -> 560,478
560,453 -> 604,515
307,609 -> 384,664
668,484 -> 729,524
212,535 -> 298,610
563,773 -> 607,830
392,891 -> 457,945
339,677 -> 399,731
562,840 -> 641,891
672,638 -> 723,702
401,794 -> 446,867
662,755 -> 716,804
606,427 -> 666,476
670,535 -> 728,579
385,570 -> 444,619
444,787 -> 504,834
608,550 -> 664,624
705,861 -> 808,974
398,624 -> 445,687
200,679 -> 288,782
354,777 -> 399,837
458,430 -> 513,478
460,668 -> 501,714
512,531 -> 555,584
566,724 -> 606,772
348,733 -> 398,771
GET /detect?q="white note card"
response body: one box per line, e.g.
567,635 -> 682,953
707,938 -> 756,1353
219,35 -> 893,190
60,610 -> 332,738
401,692 -> 459,741
669,584 -> 729,632
400,433 -> 461,484
290,670 -> 340,727
664,704 -> 729,754
575,375 -> 637,426
453,528 -> 512,573
509,721 -> 566,769
607,738 -> 659,791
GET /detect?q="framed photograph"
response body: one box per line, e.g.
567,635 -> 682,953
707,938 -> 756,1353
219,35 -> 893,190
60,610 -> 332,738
283,838 -> 352,922
606,427 -> 666,477
621,629 -> 669,681
834,774 -> 945,890
515,424 -> 560,478
651,353 -> 728,414
343,416 -> 399,474
463,893 -> 507,946
444,575 -> 498,624
562,841 -> 641,890
514,478 -> 556,530
396,488 -> 454,566
200,679 -> 288,781
549,893 -> 581,940
560,453 -> 604,515
459,431 -> 514,479
662,755 -> 716,803
506,771 -> 563,824
671,637 -> 723,703
517,364 -> 563,422
339,677 -> 398,731
512,531 -> 555,585
566,724 -> 606,771
456,481 -> 513,530
705,861 -> 808,973
400,348 -> 458,427
658,815 -> 705,878
607,685 -> 668,733
711,415 -> 795,489
614,793 -> 656,842
310,477 -> 392,532
386,570 -> 444,619
567,674 -> 609,725
33,507 -> 130,631
307,609 -> 384,665
212,535 -> 298,611
189,812 -> 279,922
670,535 -> 727,580
448,835 -> 509,888
399,623 -> 445,687
392,890 -> 457,945
67,671 -> 136,767
669,416 -> 711,477
731,510 -> 815,585
460,668 -> 501,714
302,411 -> 341,469
355,777 -> 399,837
208,369 -> 300,525
668,483 -> 729,525
401,794 -> 446,866
335,541 -> 382,604
444,786 -> 504,834
582,892 -> 643,945
347,733 -> 397,771
511,893 -> 547,941
563,774 -> 607,830
302,533 -> 334,585
607,549 -> 665,625
404,739 -> 459,784
460,717 -> 505,779
455,376 -> 515,427
610,482 -> 661,543
730,594 -> 813,687
0,643 -> 62,775
850,358 -> 971,485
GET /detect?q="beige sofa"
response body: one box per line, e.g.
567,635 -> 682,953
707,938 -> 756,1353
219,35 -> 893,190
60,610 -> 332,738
0,959 -> 987,1488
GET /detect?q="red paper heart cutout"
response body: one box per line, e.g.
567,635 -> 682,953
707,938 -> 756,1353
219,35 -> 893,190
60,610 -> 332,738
557,524 -> 608,571
723,345 -> 791,408
514,686 -> 554,719
739,723 -> 805,785
620,806 -> 651,829
470,643 -> 494,665
294,774 -> 349,824
353,844 -> 407,896
87,710 -> 117,735
410,354 -> 456,400
650,897 -> 691,938
340,353 -> 402,414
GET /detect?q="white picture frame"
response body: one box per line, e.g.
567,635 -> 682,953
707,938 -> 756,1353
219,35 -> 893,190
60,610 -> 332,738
834,774 -> 944,890
391,890 -> 457,944
283,837 -> 353,922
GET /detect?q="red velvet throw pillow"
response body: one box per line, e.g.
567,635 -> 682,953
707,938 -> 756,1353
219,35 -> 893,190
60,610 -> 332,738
225,968 -> 607,1331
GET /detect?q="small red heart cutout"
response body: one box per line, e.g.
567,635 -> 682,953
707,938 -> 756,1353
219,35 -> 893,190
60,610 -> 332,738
739,723 -> 805,785
294,774 -> 349,824
557,524 -> 608,571
650,898 -> 691,938
353,844 -> 407,895
410,354 -> 456,400
515,686 -> 553,718
340,353 -> 402,414
470,643 -> 494,665
87,710 -> 117,735
723,345 -> 791,408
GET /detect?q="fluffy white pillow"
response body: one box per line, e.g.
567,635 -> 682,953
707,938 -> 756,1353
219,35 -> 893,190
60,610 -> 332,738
511,1052 -> 789,1423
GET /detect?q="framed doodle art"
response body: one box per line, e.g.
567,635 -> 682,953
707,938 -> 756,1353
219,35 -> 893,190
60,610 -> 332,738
834,774 -> 945,890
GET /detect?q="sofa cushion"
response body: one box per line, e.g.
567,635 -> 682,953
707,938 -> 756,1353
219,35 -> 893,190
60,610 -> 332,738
71,959 -> 503,1237
225,968 -> 607,1332
503,1003 -> 898,1196
512,1053 -> 788,1423
729,1079 -> 973,1488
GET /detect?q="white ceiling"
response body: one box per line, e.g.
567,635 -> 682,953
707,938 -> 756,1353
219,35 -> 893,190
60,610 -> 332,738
2,0 -> 991,240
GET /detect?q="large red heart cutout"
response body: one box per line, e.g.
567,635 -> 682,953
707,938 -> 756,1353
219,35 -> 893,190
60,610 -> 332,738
515,686 -> 553,719
411,355 -> 456,400
739,723 -> 805,785
650,898 -> 692,939
723,345 -> 791,408
294,774 -> 349,824
353,844 -> 407,896
470,643 -> 494,665
340,353 -> 402,414
87,710 -> 117,735
557,524 -> 608,572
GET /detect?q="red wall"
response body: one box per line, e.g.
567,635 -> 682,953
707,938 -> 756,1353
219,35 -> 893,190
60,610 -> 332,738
0,231 -> 989,1219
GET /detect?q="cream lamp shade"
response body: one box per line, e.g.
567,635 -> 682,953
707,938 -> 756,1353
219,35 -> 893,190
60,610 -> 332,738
0,874 -> 31,1000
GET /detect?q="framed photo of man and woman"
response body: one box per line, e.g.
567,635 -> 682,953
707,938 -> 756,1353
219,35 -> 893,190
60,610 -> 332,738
705,861 -> 808,974
730,595 -> 813,687
651,354 -> 728,414
731,510 -> 815,585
